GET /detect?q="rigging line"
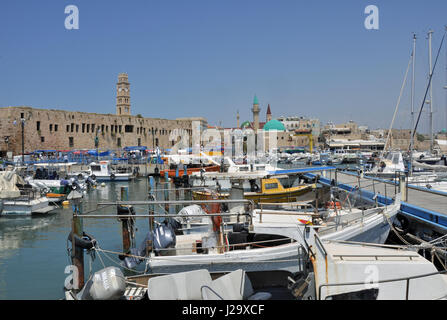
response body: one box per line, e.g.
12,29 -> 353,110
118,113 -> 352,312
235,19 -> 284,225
382,50 -> 414,157
411,29 -> 447,147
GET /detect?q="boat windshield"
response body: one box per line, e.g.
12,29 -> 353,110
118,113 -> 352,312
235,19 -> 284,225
91,165 -> 101,172
264,182 -> 279,190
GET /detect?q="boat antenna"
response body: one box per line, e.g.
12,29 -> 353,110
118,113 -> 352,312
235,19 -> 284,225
411,28 -> 447,148
381,47 -> 413,159
428,30 -> 435,154
409,33 -> 417,176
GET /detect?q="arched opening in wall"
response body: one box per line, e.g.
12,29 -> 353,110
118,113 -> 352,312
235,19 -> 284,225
155,138 -> 159,147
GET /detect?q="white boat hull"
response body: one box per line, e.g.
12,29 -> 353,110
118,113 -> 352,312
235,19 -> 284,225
147,203 -> 399,274
0,197 -> 54,216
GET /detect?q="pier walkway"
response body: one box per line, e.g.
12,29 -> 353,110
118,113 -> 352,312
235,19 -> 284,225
303,170 -> 447,234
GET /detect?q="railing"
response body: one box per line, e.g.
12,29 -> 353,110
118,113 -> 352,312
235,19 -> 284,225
318,269 -> 447,300
79,199 -> 256,219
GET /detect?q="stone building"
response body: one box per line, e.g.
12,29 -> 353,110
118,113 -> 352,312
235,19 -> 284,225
0,74 -> 202,156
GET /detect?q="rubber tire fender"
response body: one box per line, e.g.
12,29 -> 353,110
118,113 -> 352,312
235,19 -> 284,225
67,232 -> 96,250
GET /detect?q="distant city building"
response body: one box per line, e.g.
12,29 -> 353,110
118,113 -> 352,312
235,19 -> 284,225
116,73 -> 131,116
0,74 -> 199,156
277,116 -> 321,137
234,99 -> 319,151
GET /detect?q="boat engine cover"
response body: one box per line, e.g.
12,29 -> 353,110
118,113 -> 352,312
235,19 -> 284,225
153,224 -> 176,255
88,267 -> 126,300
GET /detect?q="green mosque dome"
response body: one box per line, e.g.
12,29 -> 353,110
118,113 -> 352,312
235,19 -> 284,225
240,120 -> 252,129
263,119 -> 285,131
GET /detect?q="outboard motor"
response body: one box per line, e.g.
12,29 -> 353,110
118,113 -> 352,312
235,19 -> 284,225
76,267 -> 126,300
123,219 -> 179,269
71,180 -> 83,192
153,221 -> 178,254
85,176 -> 97,188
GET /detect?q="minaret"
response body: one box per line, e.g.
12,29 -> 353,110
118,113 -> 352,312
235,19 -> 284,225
266,104 -> 272,122
251,95 -> 260,131
237,110 -> 240,128
116,73 -> 131,115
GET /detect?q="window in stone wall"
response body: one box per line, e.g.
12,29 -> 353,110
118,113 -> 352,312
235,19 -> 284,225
76,124 -> 79,132
101,124 -> 104,133
117,138 -> 121,147
55,125 -> 58,132
71,123 -> 74,132
49,124 -> 53,132
137,138 -> 141,146
82,123 -> 85,133
106,125 -> 108,132
69,137 -> 74,147
66,125 -> 69,132
91,124 -> 95,133
125,125 -> 134,133
41,136 -> 45,142
87,124 -> 90,133
36,121 -> 41,131
119,125 -> 122,133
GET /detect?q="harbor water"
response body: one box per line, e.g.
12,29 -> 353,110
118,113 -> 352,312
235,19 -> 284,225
0,177 -> 178,299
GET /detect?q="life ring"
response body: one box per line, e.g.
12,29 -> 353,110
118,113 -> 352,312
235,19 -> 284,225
326,201 -> 341,210
110,173 -> 116,180
67,231 -> 96,250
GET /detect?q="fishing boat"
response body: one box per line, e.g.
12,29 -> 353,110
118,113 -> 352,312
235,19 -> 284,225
192,177 -> 314,204
111,193 -> 401,274
64,221 -> 447,300
160,164 -> 221,178
160,153 -> 221,178
0,171 -> 55,216
365,151 -> 406,179
292,227 -> 447,300
87,161 -> 133,182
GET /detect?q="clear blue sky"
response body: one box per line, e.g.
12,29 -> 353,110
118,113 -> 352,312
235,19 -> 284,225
1,0 -> 447,133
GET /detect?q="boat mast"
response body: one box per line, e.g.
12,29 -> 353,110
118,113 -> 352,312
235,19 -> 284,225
410,33 -> 417,175
428,30 -> 434,154
445,26 -> 447,140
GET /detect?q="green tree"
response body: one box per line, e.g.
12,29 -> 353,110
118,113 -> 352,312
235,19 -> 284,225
416,133 -> 425,142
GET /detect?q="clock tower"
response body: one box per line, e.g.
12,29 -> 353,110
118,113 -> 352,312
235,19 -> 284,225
116,73 -> 131,115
